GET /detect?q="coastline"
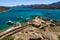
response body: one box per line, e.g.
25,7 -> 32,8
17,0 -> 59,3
0,8 -> 11,13
0,16 -> 60,40
0,25 -> 13,33
0,15 -> 60,33
0,16 -> 60,32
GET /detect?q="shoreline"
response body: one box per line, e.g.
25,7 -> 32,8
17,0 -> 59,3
0,25 -> 13,33
0,15 -> 60,32
0,16 -> 60,40
0,8 -> 11,13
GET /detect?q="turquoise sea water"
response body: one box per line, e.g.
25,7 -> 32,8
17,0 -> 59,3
0,8 -> 60,31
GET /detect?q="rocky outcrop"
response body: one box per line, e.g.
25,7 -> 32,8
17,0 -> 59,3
14,26 -> 44,40
1,16 -> 60,40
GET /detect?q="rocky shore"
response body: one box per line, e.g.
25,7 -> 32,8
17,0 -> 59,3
0,16 -> 60,40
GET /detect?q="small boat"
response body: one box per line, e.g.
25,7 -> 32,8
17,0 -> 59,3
6,20 -> 14,25
25,18 -> 30,22
46,12 -> 52,15
20,16 -> 23,19
16,16 -> 23,20
16,16 -> 20,20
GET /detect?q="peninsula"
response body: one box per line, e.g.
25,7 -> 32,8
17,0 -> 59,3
0,6 -> 10,12
0,16 -> 60,40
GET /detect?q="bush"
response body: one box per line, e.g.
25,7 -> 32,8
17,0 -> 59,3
1,36 -> 14,40
58,35 -> 60,40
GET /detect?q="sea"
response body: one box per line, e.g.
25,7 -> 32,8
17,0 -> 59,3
0,8 -> 60,31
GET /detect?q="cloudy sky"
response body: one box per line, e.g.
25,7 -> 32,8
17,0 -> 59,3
0,0 -> 60,6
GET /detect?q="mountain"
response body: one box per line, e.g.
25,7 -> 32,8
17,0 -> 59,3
5,1 -> 60,9
49,1 -> 60,9
19,1 -> 60,9
0,6 -> 10,12
50,1 -> 60,6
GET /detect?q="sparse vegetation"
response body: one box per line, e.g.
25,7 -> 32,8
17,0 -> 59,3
58,35 -> 60,40
1,36 -> 14,40
0,39 -> 1,40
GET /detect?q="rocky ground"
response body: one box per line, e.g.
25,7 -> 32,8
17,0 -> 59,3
1,16 -> 60,40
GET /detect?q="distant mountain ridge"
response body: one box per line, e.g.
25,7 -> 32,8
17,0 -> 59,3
0,1 -> 60,12
50,1 -> 60,6
24,1 -> 60,9
12,1 -> 60,9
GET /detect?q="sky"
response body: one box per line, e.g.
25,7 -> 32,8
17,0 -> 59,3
0,0 -> 60,6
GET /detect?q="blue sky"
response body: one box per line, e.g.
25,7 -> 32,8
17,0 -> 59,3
0,0 -> 60,6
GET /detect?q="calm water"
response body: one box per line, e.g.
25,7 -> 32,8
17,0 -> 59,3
0,8 -> 60,31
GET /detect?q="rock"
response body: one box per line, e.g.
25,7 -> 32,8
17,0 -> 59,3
50,23 -> 56,27
6,20 -> 14,25
14,22 -> 21,27
14,26 -> 44,40
32,22 -> 40,28
29,38 -> 42,40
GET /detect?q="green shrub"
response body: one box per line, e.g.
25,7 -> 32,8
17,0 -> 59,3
0,39 -> 1,40
1,36 -> 14,40
58,35 -> 60,40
